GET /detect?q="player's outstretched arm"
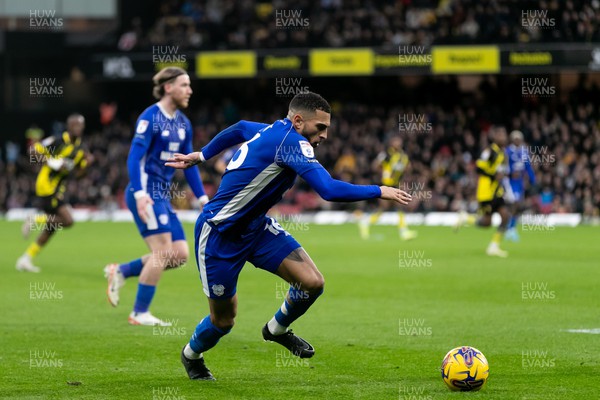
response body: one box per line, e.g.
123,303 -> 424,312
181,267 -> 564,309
301,166 -> 412,205
181,133 -> 209,206
166,120 -> 268,169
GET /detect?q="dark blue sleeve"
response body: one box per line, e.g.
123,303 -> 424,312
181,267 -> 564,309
182,128 -> 206,198
202,120 -> 269,160
300,165 -> 381,202
127,142 -> 147,193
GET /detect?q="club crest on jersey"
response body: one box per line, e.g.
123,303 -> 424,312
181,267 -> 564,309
178,128 -> 185,140
136,120 -> 149,133
158,214 -> 169,225
211,284 -> 225,297
299,141 -> 314,158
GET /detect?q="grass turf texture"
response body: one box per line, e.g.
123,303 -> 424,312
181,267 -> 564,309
0,221 -> 598,399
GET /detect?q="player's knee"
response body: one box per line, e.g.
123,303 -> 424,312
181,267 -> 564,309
173,252 -> 188,267
165,246 -> 188,269
302,271 -> 325,294
212,316 -> 235,332
61,218 -> 74,228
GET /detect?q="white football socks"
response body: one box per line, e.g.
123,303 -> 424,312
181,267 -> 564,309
267,317 -> 288,335
183,343 -> 202,360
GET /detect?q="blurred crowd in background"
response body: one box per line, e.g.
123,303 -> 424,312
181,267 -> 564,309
2,0 -> 600,219
2,76 -> 599,219
118,0 -> 600,51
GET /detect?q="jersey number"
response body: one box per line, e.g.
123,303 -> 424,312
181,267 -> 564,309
226,133 -> 261,171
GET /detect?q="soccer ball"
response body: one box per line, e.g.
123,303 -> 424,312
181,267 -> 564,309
440,346 -> 489,391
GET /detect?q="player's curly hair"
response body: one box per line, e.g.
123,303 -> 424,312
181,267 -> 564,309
289,92 -> 331,115
152,67 -> 187,99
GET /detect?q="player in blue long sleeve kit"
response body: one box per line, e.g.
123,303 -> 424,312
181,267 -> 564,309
104,67 -> 208,326
167,92 -> 412,380
505,130 -> 536,242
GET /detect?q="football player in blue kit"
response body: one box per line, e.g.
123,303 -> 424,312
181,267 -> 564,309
167,92 -> 412,380
104,67 -> 208,326
505,130 -> 536,241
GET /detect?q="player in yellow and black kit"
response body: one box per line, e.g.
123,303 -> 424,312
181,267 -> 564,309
16,114 -> 90,272
358,136 -> 417,240
455,126 -> 511,257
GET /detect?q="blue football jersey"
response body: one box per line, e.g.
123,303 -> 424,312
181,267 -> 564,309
129,103 -> 194,197
202,118 -> 321,232
506,144 -> 535,185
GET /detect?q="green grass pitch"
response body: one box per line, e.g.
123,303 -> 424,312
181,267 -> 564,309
1,220 -> 598,399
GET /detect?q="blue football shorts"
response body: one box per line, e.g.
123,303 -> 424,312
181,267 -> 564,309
125,187 -> 185,241
194,215 -> 301,299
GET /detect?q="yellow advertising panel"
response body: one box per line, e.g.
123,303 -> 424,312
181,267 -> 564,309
509,52 -> 552,66
310,49 -> 374,75
432,46 -> 499,74
196,51 -> 256,78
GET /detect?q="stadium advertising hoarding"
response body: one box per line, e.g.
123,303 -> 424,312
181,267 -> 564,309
94,44 -> 600,80
431,46 -> 500,74
196,51 -> 256,78
309,48 -> 374,75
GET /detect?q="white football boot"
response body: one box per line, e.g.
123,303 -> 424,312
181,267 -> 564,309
486,242 -> 508,258
16,255 -> 41,273
104,263 -> 125,307
400,229 -> 418,241
128,311 -> 172,326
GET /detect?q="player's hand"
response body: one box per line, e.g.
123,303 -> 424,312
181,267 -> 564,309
379,186 -> 412,205
165,152 -> 201,169
198,195 -> 209,207
136,195 -> 154,224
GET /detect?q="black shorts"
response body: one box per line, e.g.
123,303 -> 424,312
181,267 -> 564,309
37,194 -> 66,215
478,197 -> 505,216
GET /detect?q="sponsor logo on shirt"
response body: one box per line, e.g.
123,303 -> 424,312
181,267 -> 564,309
299,141 -> 314,158
136,120 -> 149,133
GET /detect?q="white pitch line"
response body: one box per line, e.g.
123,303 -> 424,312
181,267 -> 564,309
562,328 -> 600,334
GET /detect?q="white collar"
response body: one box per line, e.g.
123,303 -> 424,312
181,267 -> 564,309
156,102 -> 177,120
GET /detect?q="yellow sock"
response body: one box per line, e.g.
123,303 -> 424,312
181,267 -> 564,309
369,212 -> 381,225
34,214 -> 47,224
398,212 -> 407,229
25,243 -> 42,259
492,232 -> 502,244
